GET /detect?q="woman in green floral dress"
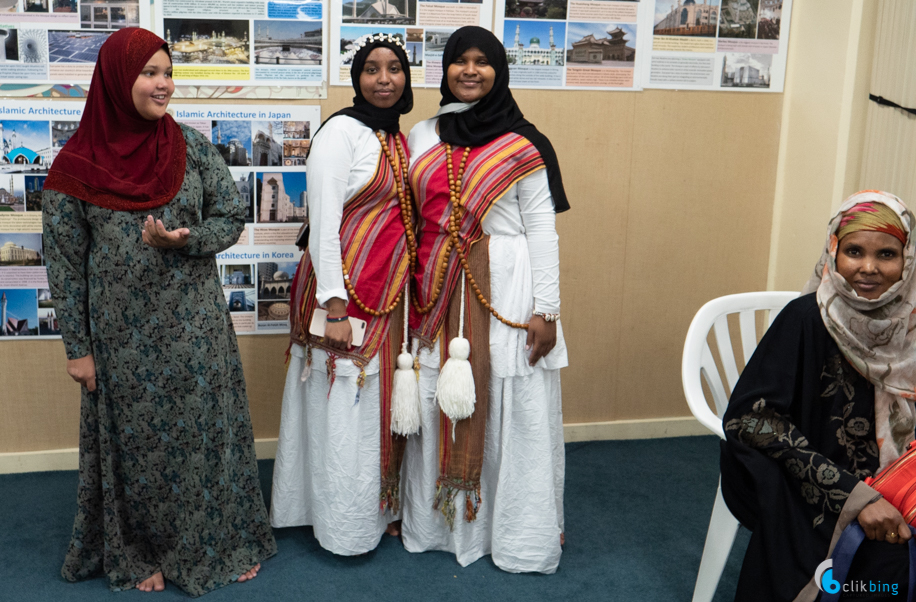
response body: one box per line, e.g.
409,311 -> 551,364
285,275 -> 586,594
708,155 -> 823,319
41,28 -> 276,596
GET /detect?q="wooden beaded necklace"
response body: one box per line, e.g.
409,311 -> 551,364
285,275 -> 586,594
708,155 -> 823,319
338,131 -> 417,317
412,143 -> 528,330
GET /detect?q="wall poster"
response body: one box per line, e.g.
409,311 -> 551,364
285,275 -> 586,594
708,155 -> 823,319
0,99 -> 318,339
328,0 -> 494,87
0,0 -> 152,84
492,0 -> 653,90
643,0 -> 792,92
153,0 -> 326,87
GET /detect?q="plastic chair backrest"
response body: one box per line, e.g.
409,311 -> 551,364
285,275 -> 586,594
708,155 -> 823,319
682,291 -> 800,439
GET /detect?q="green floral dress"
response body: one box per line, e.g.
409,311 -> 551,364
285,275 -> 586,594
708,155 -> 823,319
42,124 -> 277,597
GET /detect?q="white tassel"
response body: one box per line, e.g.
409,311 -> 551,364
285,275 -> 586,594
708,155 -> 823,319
436,278 -> 476,429
391,295 -> 421,435
391,352 -> 421,435
300,354 -> 312,382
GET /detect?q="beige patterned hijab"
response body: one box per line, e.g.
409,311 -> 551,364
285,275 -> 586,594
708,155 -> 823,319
802,190 -> 916,471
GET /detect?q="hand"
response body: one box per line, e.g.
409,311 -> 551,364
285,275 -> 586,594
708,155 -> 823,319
141,215 -> 190,249
66,354 -> 97,392
323,298 -> 352,350
526,315 -> 557,366
324,320 -> 352,350
296,222 -> 308,251
858,498 -> 911,544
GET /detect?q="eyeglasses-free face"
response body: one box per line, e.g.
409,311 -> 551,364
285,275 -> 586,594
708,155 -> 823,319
836,230 -> 905,300
446,47 -> 495,104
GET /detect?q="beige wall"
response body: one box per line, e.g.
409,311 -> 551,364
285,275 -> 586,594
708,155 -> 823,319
0,0 -> 876,454
768,0 -> 878,291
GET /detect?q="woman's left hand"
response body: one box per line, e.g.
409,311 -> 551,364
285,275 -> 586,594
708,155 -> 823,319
526,315 -> 557,366
142,215 -> 190,249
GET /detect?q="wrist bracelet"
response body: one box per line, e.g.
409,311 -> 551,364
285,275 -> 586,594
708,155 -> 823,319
326,314 -> 349,323
533,311 -> 560,323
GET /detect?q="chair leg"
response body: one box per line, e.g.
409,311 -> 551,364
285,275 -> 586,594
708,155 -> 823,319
692,479 -> 740,602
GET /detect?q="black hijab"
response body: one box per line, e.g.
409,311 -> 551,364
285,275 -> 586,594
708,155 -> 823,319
438,26 -> 569,212
322,34 -> 413,136
298,35 -> 412,247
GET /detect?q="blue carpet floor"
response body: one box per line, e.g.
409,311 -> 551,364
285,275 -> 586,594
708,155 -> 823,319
0,437 -> 750,601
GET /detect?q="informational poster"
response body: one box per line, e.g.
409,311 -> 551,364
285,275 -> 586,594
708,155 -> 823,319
153,0 -> 326,87
0,0 -> 152,83
0,100 -> 75,339
329,0 -> 494,87
171,103 -> 318,335
643,0 -> 792,92
493,0 -> 653,90
0,100 -> 317,340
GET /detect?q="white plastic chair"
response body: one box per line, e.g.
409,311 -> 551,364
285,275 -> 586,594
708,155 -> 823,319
682,291 -> 800,602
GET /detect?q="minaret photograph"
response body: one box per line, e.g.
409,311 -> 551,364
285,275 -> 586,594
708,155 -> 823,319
1,291 -> 7,335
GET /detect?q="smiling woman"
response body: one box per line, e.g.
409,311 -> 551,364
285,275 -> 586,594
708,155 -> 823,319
41,27 -> 276,596
130,49 -> 173,121
402,25 -> 570,575
834,202 -> 907,300
271,33 -> 416,556
720,192 -> 916,601
445,46 -> 495,103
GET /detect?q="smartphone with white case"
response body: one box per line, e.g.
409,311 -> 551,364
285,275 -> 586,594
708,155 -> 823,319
308,308 -> 367,347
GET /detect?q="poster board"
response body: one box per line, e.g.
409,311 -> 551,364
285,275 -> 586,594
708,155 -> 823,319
0,0 -> 153,84
642,0 -> 792,92
153,0 -> 327,87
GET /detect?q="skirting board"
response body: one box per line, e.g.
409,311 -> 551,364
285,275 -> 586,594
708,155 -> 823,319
0,416 -> 710,475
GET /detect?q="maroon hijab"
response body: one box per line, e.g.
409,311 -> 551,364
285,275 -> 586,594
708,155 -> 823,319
44,28 -> 186,211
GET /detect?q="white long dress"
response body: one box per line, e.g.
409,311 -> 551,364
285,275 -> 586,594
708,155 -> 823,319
270,115 -> 398,555
401,116 -> 568,573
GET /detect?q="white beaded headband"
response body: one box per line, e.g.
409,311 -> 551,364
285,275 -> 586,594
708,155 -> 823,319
356,32 -> 406,51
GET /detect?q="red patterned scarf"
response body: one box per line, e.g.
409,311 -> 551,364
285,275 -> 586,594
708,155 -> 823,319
289,132 -> 411,511
409,131 -> 544,526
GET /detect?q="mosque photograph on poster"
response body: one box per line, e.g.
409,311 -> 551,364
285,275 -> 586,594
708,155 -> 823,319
566,22 -> 636,67
0,233 -> 41,266
0,120 -> 51,175
718,0 -> 759,38
48,30 -> 109,63
341,0 -> 417,25
0,289 -> 38,337
232,172 -> 255,223
0,175 -> 24,211
256,171 -> 307,224
503,20 -> 566,66
37,307 -> 59,336
253,20 -> 322,65
24,175 -> 43,211
720,52 -> 771,87
163,19 -> 251,64
212,120 -> 253,167
653,0 -> 720,37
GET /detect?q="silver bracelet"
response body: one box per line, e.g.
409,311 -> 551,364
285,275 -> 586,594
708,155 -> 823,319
533,311 -> 560,322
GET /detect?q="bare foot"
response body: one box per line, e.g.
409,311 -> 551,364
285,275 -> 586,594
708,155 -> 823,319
237,563 -> 261,583
560,533 -> 565,546
137,572 -> 165,592
386,520 -> 401,536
